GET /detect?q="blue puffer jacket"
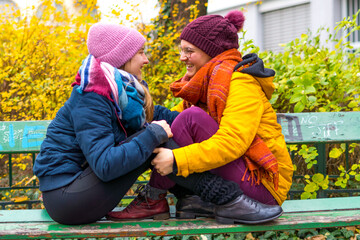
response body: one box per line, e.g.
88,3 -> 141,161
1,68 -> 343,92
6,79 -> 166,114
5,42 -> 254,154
33,86 -> 179,192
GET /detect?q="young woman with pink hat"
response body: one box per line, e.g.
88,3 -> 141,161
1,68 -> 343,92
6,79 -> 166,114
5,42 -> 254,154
33,21 -> 283,225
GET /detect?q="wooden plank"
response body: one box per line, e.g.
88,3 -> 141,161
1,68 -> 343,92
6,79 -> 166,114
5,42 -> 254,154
0,120 -> 51,153
2,197 -> 359,224
277,112 -> 360,143
0,209 -> 53,223
0,210 -> 359,239
281,196 -> 360,213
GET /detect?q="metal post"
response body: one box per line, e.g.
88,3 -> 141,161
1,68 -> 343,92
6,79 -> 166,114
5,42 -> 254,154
316,143 -> 326,198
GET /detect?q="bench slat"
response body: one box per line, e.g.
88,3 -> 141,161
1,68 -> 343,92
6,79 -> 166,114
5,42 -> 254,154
0,120 -> 51,153
277,112 -> 360,144
0,197 -> 359,238
0,210 -> 359,239
2,112 -> 360,153
281,196 -> 360,212
1,196 -> 359,223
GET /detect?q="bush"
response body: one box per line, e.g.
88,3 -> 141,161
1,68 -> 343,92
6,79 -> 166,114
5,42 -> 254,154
0,0 -> 98,121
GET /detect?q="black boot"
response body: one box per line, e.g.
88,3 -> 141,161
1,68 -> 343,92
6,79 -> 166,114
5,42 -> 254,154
168,171 -> 282,224
176,195 -> 215,219
215,194 -> 283,224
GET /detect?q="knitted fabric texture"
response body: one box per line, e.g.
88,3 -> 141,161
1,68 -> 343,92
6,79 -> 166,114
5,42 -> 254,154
87,22 -> 146,68
180,10 -> 245,58
243,136 -> 279,190
72,55 -> 146,130
170,49 -> 279,190
193,172 -> 242,205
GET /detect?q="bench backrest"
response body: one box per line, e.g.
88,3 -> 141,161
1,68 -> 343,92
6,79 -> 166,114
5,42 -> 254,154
1,112 -> 360,153
277,112 -> 360,144
0,120 -> 51,153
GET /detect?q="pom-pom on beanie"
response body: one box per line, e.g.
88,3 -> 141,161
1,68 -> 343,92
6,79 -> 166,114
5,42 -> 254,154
87,22 -> 146,68
180,10 -> 245,58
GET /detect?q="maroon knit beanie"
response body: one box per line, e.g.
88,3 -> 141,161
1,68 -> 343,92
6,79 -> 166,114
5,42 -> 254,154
180,10 -> 245,58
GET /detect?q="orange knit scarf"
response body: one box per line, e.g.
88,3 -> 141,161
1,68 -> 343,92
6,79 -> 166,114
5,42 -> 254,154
170,49 -> 279,190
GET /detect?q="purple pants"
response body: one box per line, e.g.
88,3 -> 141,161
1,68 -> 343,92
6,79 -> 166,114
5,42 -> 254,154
149,107 -> 277,205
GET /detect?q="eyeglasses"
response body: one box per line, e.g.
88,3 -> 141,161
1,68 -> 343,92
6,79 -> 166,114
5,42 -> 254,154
178,46 -> 195,59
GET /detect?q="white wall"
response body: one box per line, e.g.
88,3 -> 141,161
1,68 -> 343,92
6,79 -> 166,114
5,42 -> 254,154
207,1 -> 262,50
207,0 -> 344,51
10,0 -> 77,18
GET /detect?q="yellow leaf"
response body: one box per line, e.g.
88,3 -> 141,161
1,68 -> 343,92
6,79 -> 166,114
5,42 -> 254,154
25,176 -> 37,186
329,148 -> 343,158
11,196 -> 29,203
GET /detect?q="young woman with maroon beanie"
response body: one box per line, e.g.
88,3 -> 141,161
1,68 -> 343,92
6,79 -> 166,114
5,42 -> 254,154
108,10 -> 292,224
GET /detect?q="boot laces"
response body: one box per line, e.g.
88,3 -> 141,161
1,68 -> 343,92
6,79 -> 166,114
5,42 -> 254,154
133,184 -> 151,208
243,195 -> 258,208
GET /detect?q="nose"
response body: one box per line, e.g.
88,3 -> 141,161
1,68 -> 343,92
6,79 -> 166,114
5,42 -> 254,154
143,55 -> 149,64
180,53 -> 188,61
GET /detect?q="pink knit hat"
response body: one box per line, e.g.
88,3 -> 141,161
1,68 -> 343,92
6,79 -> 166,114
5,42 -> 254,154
87,23 -> 146,68
180,10 -> 245,58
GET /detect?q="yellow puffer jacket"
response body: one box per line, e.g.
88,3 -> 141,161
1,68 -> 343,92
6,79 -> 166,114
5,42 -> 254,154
171,64 -> 293,205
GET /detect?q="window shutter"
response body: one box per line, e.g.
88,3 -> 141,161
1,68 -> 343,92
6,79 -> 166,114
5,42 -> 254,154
346,0 -> 360,44
263,3 -> 311,52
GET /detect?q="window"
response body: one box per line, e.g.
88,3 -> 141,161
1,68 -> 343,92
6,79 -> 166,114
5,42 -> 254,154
262,3 -> 311,52
74,0 -> 98,18
345,0 -> 360,48
36,2 -> 65,19
0,0 -> 19,19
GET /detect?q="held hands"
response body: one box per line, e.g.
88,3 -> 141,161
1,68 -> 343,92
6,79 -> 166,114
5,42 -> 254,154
152,148 -> 174,176
151,120 -> 174,176
151,120 -> 173,138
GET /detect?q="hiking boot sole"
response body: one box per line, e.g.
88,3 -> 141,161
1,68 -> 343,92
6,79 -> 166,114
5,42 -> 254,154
176,211 -> 215,219
107,212 -> 170,221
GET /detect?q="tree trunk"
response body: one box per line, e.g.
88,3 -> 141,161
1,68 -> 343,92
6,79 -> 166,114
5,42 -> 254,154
176,0 -> 208,20
159,0 -> 208,28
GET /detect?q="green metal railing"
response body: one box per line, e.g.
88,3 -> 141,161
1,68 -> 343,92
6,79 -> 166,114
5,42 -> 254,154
288,142 -> 360,199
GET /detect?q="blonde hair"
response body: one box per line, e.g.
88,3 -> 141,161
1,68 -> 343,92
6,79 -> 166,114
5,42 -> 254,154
141,84 -> 154,122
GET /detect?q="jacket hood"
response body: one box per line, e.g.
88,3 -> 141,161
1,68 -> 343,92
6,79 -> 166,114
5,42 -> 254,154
234,53 -> 275,100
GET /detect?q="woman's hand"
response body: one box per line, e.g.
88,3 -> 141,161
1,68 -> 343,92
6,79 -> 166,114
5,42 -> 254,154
151,120 -> 173,138
152,148 -> 174,176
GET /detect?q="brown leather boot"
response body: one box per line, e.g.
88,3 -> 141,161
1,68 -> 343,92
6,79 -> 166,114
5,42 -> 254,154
106,185 -> 170,221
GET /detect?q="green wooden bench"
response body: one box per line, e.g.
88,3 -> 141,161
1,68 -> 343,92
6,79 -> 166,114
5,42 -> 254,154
0,111 -> 360,239
0,197 -> 360,239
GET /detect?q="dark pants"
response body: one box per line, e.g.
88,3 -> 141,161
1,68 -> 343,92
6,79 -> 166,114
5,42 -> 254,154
42,133 -> 214,225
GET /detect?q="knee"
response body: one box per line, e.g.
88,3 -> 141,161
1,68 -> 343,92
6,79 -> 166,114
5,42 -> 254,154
183,106 -> 206,115
172,107 -> 203,130
174,106 -> 207,124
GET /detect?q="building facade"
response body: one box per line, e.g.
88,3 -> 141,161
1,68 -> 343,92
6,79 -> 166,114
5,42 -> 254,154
207,0 -> 360,52
0,0 -> 96,20
2,0 -> 359,52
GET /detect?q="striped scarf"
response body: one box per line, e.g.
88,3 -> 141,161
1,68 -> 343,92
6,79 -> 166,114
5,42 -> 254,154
72,55 -> 147,131
170,49 -> 279,190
